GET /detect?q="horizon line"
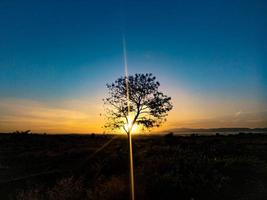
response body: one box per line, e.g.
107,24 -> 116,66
1,127 -> 267,135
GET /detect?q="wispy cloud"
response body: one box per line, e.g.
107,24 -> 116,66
1,96 -> 266,133
0,98 -> 104,133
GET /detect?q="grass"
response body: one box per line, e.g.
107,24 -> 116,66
0,133 -> 267,200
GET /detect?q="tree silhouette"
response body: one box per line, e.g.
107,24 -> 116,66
103,73 -> 173,135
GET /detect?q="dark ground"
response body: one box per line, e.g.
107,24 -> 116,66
1,133 -> 267,200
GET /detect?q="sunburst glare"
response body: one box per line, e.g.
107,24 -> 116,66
123,114 -> 139,134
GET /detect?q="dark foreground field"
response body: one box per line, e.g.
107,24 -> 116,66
1,133 -> 267,200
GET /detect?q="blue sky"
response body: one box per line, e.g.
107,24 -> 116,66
0,0 -> 266,132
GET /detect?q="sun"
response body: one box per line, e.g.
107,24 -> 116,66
123,114 -> 139,134
124,121 -> 138,133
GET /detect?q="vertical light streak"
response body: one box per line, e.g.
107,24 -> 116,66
128,125 -> 135,200
123,35 -> 130,114
122,35 -> 135,200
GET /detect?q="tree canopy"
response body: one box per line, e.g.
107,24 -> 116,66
103,73 -> 173,134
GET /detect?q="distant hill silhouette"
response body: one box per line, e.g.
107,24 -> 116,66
162,127 -> 267,134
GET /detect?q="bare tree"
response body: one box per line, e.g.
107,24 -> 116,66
103,73 -> 173,135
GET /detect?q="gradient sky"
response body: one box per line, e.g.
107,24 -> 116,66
0,0 -> 267,133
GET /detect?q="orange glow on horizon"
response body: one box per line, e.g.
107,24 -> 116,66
0,93 -> 266,134
123,114 -> 139,134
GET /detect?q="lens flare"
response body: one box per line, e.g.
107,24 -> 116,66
124,114 -> 138,134
123,35 -> 135,200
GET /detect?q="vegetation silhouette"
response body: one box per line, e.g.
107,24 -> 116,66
103,73 -> 173,134
12,130 -> 31,135
1,133 -> 267,200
